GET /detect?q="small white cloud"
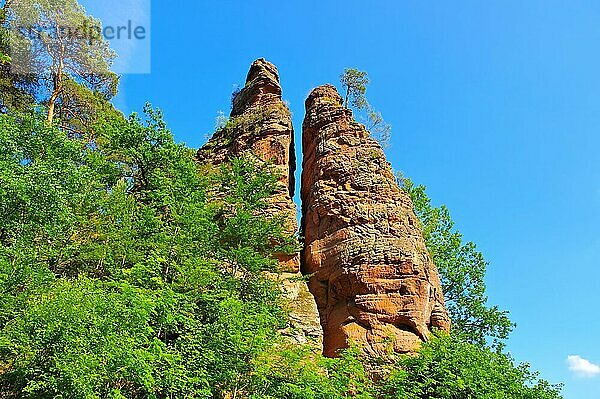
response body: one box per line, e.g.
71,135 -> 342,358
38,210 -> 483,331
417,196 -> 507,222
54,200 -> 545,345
567,355 -> 600,378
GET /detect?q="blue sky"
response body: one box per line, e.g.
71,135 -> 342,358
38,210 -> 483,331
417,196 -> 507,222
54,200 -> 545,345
81,1 -> 600,397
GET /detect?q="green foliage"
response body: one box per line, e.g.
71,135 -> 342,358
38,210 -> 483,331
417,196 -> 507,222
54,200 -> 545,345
6,0 -> 117,121
381,333 -> 563,399
9,0 -> 116,77
340,68 -> 391,148
0,278 -> 186,398
0,108 -> 297,398
400,176 -> 515,347
0,2 -> 37,113
341,68 -> 369,110
56,77 -> 123,135
248,344 -> 376,399
241,335 -> 563,399
205,103 -> 291,153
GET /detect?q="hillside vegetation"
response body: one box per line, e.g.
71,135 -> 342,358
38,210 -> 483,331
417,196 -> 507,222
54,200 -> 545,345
0,1 -> 563,397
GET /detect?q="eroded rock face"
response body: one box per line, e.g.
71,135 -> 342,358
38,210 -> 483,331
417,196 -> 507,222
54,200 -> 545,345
301,85 -> 450,357
197,59 -> 322,345
197,58 -> 299,272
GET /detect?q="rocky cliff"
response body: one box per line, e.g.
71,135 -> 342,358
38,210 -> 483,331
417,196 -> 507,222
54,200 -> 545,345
197,58 -> 299,271
197,59 -> 322,344
301,85 -> 450,357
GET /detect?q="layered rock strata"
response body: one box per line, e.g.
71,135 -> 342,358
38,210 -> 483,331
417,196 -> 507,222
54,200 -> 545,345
301,85 -> 450,357
197,59 -> 321,344
197,58 -> 299,271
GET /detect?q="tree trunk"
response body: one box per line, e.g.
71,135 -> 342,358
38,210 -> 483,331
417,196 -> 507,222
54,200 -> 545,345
46,87 -> 60,123
344,86 -> 350,109
46,45 -> 65,124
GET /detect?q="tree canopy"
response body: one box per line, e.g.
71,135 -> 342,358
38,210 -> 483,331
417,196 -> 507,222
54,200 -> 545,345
399,176 -> 515,347
0,1 -> 36,113
0,107 -> 297,398
340,68 -> 391,148
0,107 -> 563,398
3,0 -> 117,123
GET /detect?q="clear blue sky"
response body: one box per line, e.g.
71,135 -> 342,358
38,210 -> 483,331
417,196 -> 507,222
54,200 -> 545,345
82,1 -> 600,397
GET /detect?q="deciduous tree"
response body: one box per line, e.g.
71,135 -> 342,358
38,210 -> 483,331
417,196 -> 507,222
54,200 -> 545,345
8,0 -> 116,122
0,0 -> 36,112
400,176 -> 515,347
340,68 -> 392,148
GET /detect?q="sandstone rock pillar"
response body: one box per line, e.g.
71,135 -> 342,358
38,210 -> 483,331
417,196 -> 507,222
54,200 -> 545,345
301,85 -> 450,357
197,59 -> 321,344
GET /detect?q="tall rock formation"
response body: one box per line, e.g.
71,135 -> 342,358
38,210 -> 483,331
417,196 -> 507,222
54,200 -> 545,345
197,59 -> 321,344
301,85 -> 450,357
197,58 -> 299,271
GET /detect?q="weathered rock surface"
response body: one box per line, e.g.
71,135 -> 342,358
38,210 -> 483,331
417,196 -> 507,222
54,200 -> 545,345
197,59 -> 322,345
301,85 -> 450,357
276,272 -> 324,345
197,58 -> 299,272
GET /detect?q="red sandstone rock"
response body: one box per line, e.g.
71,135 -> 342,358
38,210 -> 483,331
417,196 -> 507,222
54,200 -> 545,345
301,85 -> 450,357
197,58 -> 299,272
197,60 -> 322,345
